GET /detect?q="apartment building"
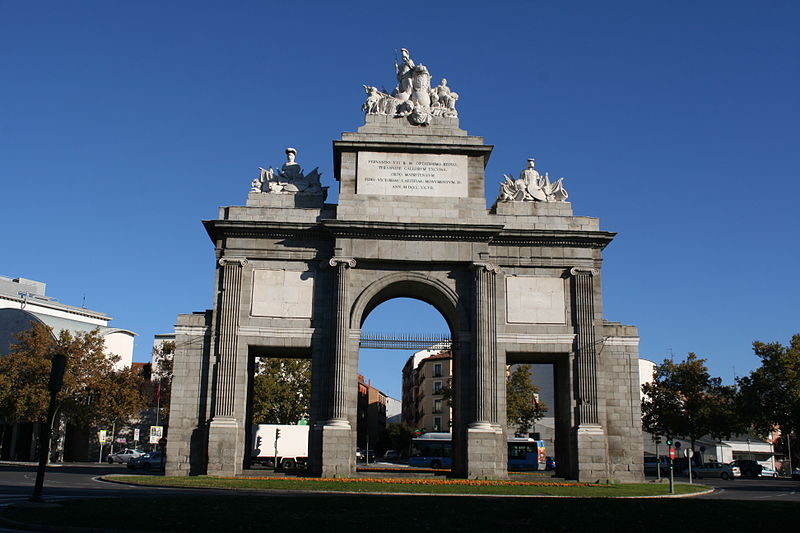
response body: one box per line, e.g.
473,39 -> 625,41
402,349 -> 452,432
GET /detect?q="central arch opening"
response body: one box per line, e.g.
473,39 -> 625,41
356,295 -> 454,469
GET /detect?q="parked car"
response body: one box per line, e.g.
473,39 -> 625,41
382,450 -> 401,462
127,451 -> 164,471
545,456 -> 556,471
759,465 -> 778,478
792,468 -> 800,481
730,459 -> 763,478
643,455 -> 669,475
683,461 -> 741,480
106,448 -> 144,464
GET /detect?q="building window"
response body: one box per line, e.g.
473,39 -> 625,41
434,417 -> 442,431
434,381 -> 442,394
434,363 -> 442,377
433,399 -> 442,414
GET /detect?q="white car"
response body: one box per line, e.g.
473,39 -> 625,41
760,465 -> 778,478
683,461 -> 741,480
107,448 -> 144,464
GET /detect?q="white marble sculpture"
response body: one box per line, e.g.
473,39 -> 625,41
361,48 -> 459,126
250,147 -> 323,195
498,159 -> 569,203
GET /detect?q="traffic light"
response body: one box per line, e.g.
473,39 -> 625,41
666,437 -> 672,446
275,429 -> 281,439
255,436 -> 263,450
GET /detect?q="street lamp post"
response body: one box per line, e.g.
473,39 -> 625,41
30,353 -> 66,503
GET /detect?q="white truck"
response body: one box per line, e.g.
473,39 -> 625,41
251,424 -> 309,470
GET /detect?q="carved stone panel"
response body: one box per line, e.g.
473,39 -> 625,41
356,152 -> 468,198
251,269 -> 315,318
505,276 -> 566,324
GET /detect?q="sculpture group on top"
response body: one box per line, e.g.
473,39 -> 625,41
250,147 -> 325,196
362,48 -> 459,126
498,159 -> 569,203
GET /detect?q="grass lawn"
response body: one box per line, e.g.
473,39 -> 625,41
104,474 -> 708,497
4,494 -> 799,533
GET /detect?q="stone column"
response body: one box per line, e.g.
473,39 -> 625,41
570,267 -> 599,425
327,257 -> 356,426
314,257 -> 356,477
471,262 -> 501,428
569,267 -> 608,481
465,262 -> 506,479
207,257 -> 247,476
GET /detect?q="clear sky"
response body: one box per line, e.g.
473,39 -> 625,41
2,1 -> 798,399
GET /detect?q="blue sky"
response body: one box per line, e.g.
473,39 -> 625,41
2,1 -> 798,399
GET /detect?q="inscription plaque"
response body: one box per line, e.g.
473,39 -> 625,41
356,151 -> 468,197
506,276 -> 566,324
251,270 -> 314,318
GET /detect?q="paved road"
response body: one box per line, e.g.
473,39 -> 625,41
694,476 -> 800,501
646,473 -> 800,501
0,462 -> 195,509
2,462 -> 799,508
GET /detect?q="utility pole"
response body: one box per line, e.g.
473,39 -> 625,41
654,436 -> 662,482
667,437 -> 675,495
30,353 -> 66,503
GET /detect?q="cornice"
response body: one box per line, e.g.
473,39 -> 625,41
203,220 -> 324,241
492,229 -> 616,249
202,219 -> 616,249
320,219 -> 504,242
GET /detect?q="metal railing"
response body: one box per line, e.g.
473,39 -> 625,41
359,332 -> 454,350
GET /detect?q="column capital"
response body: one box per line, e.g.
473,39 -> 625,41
328,257 -> 357,269
472,262 -> 501,274
219,257 -> 248,267
570,266 -> 597,276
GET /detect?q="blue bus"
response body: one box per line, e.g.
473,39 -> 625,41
408,432 -> 453,469
409,433 -> 546,470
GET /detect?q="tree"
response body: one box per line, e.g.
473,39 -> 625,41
506,364 -> 548,436
0,322 -> 145,434
641,353 -> 742,451
251,358 -> 311,424
381,422 -> 415,453
737,334 -> 800,464
142,341 -> 175,424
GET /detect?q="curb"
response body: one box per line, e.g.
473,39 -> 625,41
98,475 -> 715,499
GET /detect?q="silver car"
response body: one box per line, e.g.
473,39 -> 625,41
106,448 -> 144,464
683,461 -> 741,480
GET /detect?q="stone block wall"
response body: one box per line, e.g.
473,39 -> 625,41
165,311 -> 212,476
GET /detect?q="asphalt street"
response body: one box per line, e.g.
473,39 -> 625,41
1,462 -> 799,509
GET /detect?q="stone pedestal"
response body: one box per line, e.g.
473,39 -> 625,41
312,423 -> 354,477
465,426 -> 507,479
573,425 -> 609,481
206,417 -> 242,476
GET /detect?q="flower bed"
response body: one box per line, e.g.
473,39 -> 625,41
230,475 -> 601,488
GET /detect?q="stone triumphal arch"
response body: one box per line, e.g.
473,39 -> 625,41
165,50 -> 643,481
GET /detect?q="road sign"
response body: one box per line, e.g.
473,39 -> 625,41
98,430 -> 107,444
149,425 -> 163,444
134,428 -> 140,442
669,447 -> 675,460
684,448 -> 694,458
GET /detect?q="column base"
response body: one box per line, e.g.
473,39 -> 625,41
465,424 -> 507,479
310,421 -> 354,478
206,417 -> 242,477
571,424 -> 609,482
